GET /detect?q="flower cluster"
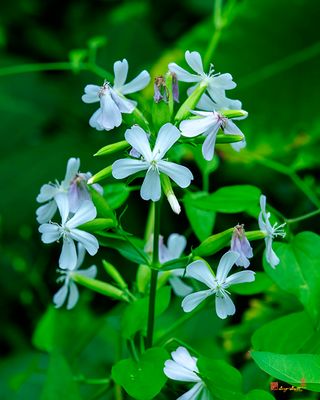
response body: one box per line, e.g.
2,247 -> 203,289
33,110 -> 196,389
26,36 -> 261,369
36,158 -> 100,308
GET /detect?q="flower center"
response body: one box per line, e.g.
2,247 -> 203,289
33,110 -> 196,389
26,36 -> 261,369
99,82 -> 111,97
149,159 -> 160,174
271,222 -> 286,238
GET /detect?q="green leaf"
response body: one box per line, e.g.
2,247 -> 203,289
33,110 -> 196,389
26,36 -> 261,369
197,357 -> 244,400
121,286 -> 171,339
263,231 -> 320,323
41,353 -> 82,400
244,389 -> 275,400
252,311 -> 319,354
161,256 -> 190,271
78,218 -> 116,232
230,272 -> 273,295
184,192 -> 216,241
103,183 -> 131,209
191,185 -> 261,216
97,232 -> 150,265
112,347 -> 168,400
251,351 -> 320,391
90,189 -> 115,220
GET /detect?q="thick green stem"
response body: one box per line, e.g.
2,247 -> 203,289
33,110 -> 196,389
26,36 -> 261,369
146,201 -> 160,348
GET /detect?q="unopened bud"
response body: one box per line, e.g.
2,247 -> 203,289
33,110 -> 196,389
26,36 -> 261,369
94,140 -> 129,157
102,260 -> 127,289
161,175 -> 181,214
88,165 -> 112,185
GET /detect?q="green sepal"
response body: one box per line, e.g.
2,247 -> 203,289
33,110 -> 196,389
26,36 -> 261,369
174,81 -> 208,123
94,140 -> 129,157
221,109 -> 248,119
102,260 -> 127,289
88,165 -> 112,184
78,218 -> 116,232
193,228 -> 234,257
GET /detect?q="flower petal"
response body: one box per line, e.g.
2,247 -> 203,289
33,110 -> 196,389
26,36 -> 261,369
111,90 -> 136,113
211,73 -> 236,90
169,276 -> 193,297
265,237 -> 280,268
66,200 -> 97,229
167,233 -> 187,259
99,91 -> 122,130
120,70 -> 150,95
77,265 -> 98,279
113,59 -> 129,89
185,51 -> 204,75
178,382 -> 205,400
153,123 -> 180,160
224,120 -> 243,136
202,128 -> 219,161
230,139 -> 246,152
36,201 -> 57,224
185,260 -> 216,288
112,158 -> 149,179
164,360 -> 200,383
63,157 -> 80,187
168,63 -> 201,83
215,293 -> 236,319
140,169 -> 161,201
171,347 -> 198,371
89,109 -> 104,131
59,237 -> 77,269
125,126 -> 152,161
182,289 -> 212,312
216,251 -> 239,283
225,270 -> 255,286
67,280 -> 79,310
55,192 -> 70,225
75,243 -> 86,269
157,160 -> 193,189
81,84 -> 100,103
36,184 -> 58,203
179,115 -> 215,138
53,282 -> 68,308
195,92 -> 216,111
69,229 -> 99,256
39,223 -> 61,243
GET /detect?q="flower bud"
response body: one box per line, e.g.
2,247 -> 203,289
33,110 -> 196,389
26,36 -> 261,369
174,80 -> 208,123
88,165 -> 112,185
221,110 -> 248,119
94,140 -> 129,157
193,228 -> 234,257
102,260 -> 127,289
161,175 -> 181,214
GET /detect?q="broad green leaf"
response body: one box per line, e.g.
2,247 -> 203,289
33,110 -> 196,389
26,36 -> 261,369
263,231 -> 320,323
184,192 -> 216,241
103,183 -> 131,209
112,347 -> 168,400
251,351 -> 320,391
97,232 -> 150,265
252,311 -> 317,354
191,185 -> 261,216
121,286 -> 171,339
245,389 -> 275,400
197,357 -> 244,400
230,272 -> 273,295
41,353 -> 82,400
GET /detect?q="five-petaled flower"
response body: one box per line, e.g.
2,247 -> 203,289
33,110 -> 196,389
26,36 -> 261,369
38,193 -> 99,270
82,59 -> 150,131
164,346 -> 212,400
53,244 -> 97,310
182,251 -> 255,319
112,123 -> 193,201
168,50 -> 236,105
231,224 -> 253,268
258,195 -> 286,268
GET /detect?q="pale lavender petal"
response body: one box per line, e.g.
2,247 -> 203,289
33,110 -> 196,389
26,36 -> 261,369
225,270 -> 255,285
211,73 -> 236,90
99,92 -> 122,130
66,280 -> 79,310
153,123 -> 180,160
120,70 -> 150,95
75,243 -> 86,269
157,160 -> 193,188
215,293 -> 236,319
36,201 -> 57,224
81,84 -> 100,103
185,51 -> 204,75
76,265 -> 97,279
178,382 -> 205,400
265,237 -> 280,268
140,169 -> 161,201
39,223 -> 61,243
36,184 -> 58,203
179,116 -> 215,138
171,347 -> 199,372
89,109 -> 104,131
216,251 -> 239,283
164,360 -> 200,383
63,158 -> 80,186
182,290 -> 212,312
167,234 -> 187,259
185,260 -> 216,287
59,237 -> 77,270
113,59 -> 129,88
69,229 -> 99,256
202,128 -> 219,161
125,126 -> 152,161
66,200 -> 97,228
168,63 -> 201,83
111,90 -> 136,113
53,282 -> 68,308
224,120 -> 243,136
169,276 -> 193,297
112,159 -> 149,179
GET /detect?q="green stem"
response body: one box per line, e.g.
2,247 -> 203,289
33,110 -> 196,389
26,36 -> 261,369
128,339 -> 140,362
286,208 -> 320,224
203,171 -> 209,192
146,201 -> 160,348
74,376 -> 110,385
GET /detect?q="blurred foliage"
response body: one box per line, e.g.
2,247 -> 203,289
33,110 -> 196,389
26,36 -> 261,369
1,0 -> 320,398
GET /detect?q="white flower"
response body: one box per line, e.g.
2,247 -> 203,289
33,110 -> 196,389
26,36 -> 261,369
181,251 -> 255,319
230,224 -> 253,268
258,195 -> 286,268
164,346 -> 212,400
53,244 -> 97,310
36,158 -> 102,223
179,97 -> 246,161
82,59 -> 150,131
38,193 -> 99,270
168,50 -> 236,105
159,234 -> 193,297
112,123 -> 193,201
